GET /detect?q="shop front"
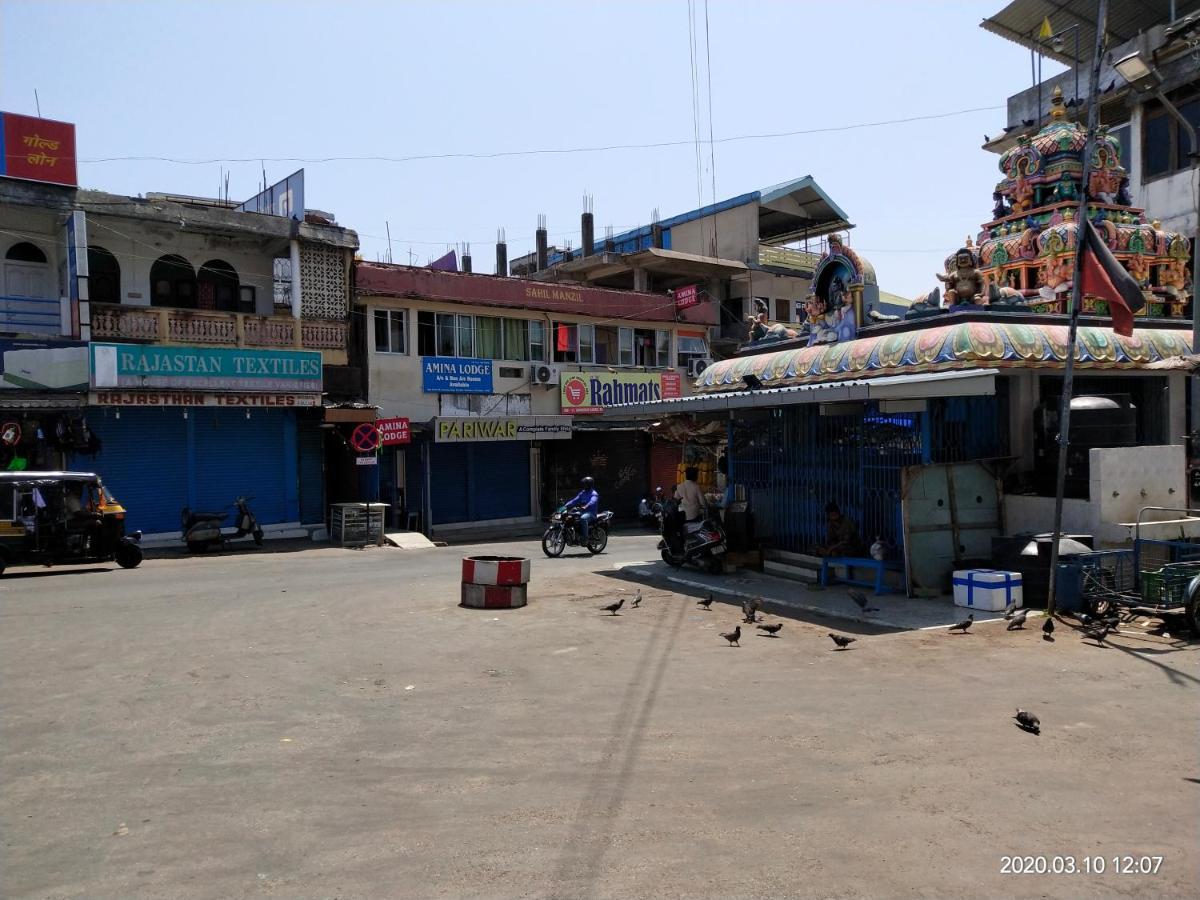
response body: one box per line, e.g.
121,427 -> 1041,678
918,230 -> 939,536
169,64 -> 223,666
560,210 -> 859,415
426,414 -> 571,534
0,339 -> 91,471
549,370 -> 682,519
83,343 -> 324,538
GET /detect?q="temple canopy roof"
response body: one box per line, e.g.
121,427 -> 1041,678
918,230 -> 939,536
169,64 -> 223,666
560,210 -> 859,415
697,319 -> 1191,393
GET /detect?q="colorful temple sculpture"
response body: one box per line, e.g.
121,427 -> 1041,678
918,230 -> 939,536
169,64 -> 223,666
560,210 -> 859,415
973,86 -> 1190,317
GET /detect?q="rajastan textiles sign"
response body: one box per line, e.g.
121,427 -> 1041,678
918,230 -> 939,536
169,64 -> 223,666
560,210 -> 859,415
421,357 -> 494,394
559,371 -> 682,415
433,416 -> 572,442
0,112 -> 77,186
89,343 -> 322,393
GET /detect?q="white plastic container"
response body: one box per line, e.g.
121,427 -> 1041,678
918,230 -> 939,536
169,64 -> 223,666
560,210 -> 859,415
952,569 -> 1023,612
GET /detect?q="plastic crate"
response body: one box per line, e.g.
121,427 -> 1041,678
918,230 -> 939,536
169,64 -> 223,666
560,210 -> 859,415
1140,560 -> 1200,608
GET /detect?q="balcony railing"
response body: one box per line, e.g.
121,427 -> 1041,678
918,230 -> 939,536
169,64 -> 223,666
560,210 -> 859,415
90,304 -> 346,351
758,244 -> 821,273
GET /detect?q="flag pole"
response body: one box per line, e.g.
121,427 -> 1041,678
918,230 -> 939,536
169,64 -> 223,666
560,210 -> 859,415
1046,0 -> 1109,618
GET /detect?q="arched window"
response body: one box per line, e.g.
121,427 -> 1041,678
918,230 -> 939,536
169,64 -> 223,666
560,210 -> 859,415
87,246 -> 121,304
197,259 -> 240,312
149,254 -> 196,309
6,242 -> 48,263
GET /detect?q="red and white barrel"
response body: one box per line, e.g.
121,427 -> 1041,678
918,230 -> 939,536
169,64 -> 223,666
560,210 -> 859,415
460,556 -> 531,609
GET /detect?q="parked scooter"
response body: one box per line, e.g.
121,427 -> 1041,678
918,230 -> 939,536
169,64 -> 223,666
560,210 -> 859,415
638,486 -> 666,529
658,498 -> 728,574
181,496 -> 264,552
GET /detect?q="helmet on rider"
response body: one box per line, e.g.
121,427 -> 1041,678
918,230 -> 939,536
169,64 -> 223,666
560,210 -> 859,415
581,476 -> 595,490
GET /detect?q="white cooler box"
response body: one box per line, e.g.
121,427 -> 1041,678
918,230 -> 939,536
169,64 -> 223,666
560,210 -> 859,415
952,569 -> 1023,612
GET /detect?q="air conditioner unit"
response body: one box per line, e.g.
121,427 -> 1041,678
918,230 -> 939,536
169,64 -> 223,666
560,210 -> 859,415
530,363 -> 560,386
687,357 -> 713,378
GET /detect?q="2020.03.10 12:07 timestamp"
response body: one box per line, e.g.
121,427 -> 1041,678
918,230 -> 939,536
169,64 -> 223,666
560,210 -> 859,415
1001,856 -> 1164,875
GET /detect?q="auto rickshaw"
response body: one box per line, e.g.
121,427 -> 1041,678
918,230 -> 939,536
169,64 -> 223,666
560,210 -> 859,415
0,471 -> 143,576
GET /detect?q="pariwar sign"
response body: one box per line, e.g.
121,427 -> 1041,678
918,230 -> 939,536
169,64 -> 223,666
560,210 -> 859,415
0,112 -> 78,186
560,371 -> 682,415
434,415 -> 572,443
673,284 -> 700,311
89,343 -> 322,393
377,416 -> 412,445
421,357 -> 494,394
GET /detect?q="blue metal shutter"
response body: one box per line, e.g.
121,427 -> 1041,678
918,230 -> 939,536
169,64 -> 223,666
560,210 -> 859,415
83,407 -> 189,535
192,408 -> 297,527
297,414 -> 324,525
470,441 -> 529,520
430,443 -> 470,524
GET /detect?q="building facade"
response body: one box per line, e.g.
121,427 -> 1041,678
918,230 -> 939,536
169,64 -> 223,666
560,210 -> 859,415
354,263 -> 717,537
0,137 -> 360,540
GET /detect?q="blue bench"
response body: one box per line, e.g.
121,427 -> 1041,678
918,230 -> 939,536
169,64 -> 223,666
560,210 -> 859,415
819,556 -> 904,595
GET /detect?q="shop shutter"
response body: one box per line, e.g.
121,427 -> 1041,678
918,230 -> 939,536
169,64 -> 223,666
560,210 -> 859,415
544,430 -> 648,520
192,407 -> 295,526
430,442 -> 470,524
470,441 -> 529,521
649,440 -> 684,495
82,407 -> 189,536
297,413 -> 325,525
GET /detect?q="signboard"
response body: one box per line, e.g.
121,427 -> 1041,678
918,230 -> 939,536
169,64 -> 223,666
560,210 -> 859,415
673,284 -> 700,311
377,416 -> 412,445
559,371 -> 682,415
66,210 -> 88,304
0,112 -> 78,186
1,340 -> 88,390
89,343 -> 322,393
237,168 -> 305,220
421,357 -> 493,394
355,456 -> 378,466
433,415 -> 572,443
90,391 -> 321,408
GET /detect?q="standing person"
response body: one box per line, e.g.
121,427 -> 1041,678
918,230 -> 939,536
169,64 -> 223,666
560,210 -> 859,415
675,466 -> 705,522
566,476 -> 599,544
816,501 -> 863,557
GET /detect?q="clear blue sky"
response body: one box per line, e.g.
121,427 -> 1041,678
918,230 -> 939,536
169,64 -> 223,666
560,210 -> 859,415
1,0 -> 1064,298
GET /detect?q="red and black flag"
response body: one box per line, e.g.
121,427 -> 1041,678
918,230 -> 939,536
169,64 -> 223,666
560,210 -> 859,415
1078,217 -> 1145,337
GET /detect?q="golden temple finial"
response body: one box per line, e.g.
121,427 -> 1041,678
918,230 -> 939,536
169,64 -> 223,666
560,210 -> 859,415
1049,85 -> 1066,120
965,235 -> 974,248
1063,208 -> 1074,221
1152,219 -> 1162,230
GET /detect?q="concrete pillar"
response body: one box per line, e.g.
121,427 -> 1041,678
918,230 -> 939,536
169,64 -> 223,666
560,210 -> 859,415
290,239 -> 302,320
1168,371 -> 1187,446
1008,370 -> 1039,473
633,267 -> 648,292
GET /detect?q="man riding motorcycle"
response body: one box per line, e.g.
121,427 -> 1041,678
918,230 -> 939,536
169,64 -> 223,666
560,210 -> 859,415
565,476 -> 599,545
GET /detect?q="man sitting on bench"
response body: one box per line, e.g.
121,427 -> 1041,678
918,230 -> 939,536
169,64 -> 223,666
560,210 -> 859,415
816,502 -> 863,557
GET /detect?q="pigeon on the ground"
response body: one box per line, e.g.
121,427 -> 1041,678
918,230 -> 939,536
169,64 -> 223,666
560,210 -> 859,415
1083,624 -> 1111,645
742,596 -> 762,623
601,598 -> 625,616
1042,617 -> 1055,641
1004,603 -> 1020,620
949,614 -> 974,633
1006,609 -> 1028,631
630,590 -> 642,609
849,589 -> 878,613
1014,708 -> 1041,735
828,633 -> 856,650
756,623 -> 783,637
697,594 -> 714,610
720,626 -> 741,647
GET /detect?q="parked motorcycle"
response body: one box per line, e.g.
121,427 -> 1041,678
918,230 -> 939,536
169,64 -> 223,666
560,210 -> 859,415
542,505 -> 613,557
658,498 -> 728,574
181,496 -> 264,552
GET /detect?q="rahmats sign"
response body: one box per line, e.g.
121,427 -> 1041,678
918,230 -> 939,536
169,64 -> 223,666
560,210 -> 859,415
560,371 -> 681,415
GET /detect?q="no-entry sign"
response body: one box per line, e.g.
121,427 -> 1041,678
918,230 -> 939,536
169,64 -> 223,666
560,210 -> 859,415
350,422 -> 380,452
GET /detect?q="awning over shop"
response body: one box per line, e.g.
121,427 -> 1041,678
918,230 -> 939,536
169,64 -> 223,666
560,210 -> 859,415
601,369 -> 996,418
0,394 -> 87,410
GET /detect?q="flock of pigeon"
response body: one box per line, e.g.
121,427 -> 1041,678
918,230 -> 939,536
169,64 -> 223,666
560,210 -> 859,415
601,584 -> 1127,740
